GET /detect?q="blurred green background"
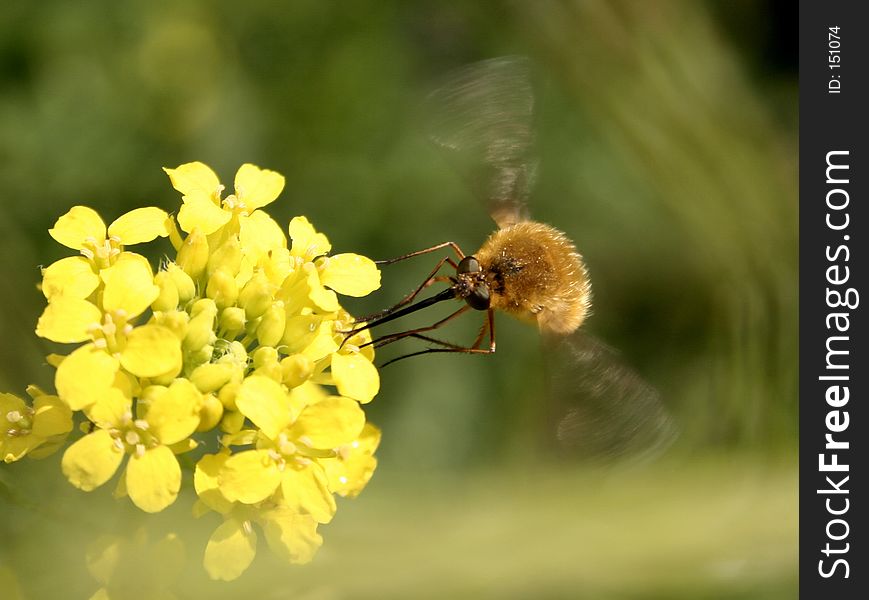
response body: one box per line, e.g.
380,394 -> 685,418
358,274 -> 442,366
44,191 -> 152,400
1,1 -> 796,598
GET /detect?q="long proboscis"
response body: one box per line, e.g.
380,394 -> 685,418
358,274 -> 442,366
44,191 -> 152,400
345,287 -> 458,338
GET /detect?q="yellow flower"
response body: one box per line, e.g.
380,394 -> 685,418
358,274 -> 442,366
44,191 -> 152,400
61,379 -> 201,512
36,252 -> 182,409
43,206 -> 171,300
275,218 -> 382,401
37,252 -> 161,341
289,216 -> 381,297
1,389 -> 72,463
329,348 -> 381,404
28,162 -> 384,581
164,162 -> 286,242
215,376 -> 365,523
283,311 -> 380,403
202,508 -> 322,581
194,452 -> 323,580
322,422 -> 381,498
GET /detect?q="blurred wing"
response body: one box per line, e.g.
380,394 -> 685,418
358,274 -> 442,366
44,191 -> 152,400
427,56 -> 536,228
543,331 -> 678,463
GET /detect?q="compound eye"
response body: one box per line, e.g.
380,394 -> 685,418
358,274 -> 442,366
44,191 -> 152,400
466,285 -> 490,311
457,256 -> 481,274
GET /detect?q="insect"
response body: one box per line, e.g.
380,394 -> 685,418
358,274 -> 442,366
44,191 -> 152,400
344,57 -> 676,460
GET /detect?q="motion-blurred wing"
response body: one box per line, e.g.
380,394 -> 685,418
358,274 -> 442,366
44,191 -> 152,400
427,56 -> 536,228
544,331 -> 677,462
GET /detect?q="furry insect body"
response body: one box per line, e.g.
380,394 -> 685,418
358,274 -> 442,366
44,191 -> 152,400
474,221 -> 591,335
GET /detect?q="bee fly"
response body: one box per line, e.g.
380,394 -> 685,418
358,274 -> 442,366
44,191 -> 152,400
343,57 -> 675,461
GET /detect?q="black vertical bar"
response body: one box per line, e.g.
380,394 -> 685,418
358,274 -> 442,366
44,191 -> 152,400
800,2 -> 867,597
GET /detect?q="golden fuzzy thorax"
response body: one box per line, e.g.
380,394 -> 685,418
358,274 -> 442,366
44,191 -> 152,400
474,221 -> 591,335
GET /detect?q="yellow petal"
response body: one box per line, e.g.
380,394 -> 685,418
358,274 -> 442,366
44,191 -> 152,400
35,296 -> 101,343
194,453 -> 234,515
55,345 -> 120,410
32,395 -> 73,438
219,449 -> 281,504
234,376 -> 295,440
325,453 -> 377,499
82,386 -> 130,429
234,163 -> 284,210
288,381 -> 329,409
256,250 -> 288,287
100,252 -> 160,317
49,206 -> 107,250
280,315 -> 322,354
178,194 -> 231,235
219,410 -> 245,434
177,227 -> 212,277
261,508 -> 322,564
320,254 -> 381,297
324,423 -> 381,498
279,464 -> 336,523
331,353 -> 380,404
288,216 -> 331,259
108,207 -> 171,245
61,430 -> 124,491
40,257 -> 100,299
125,444 -> 181,512
275,268 -> 311,315
203,519 -> 257,581
304,266 -> 340,312
120,325 -> 182,378
2,435 -> 40,463
0,393 -> 25,417
238,212 -> 287,259
163,162 -> 221,197
146,379 -> 201,445
168,437 -> 200,455
289,396 -> 365,449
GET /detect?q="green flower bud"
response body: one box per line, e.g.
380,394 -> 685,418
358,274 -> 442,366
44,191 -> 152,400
219,410 -> 245,434
254,362 -> 283,382
218,306 -> 246,338
252,346 -> 282,381
218,380 -> 240,411
152,271 -> 179,312
252,346 -> 279,369
190,362 -> 235,393
196,393 -> 224,432
177,228 -> 209,279
184,306 -> 217,352
187,344 -> 214,368
151,310 -> 190,341
167,262 -> 196,304
206,269 -> 239,310
207,236 -> 243,278
281,354 -> 313,388
257,301 -> 286,347
217,341 -> 248,369
238,271 -> 274,319
190,298 -> 218,318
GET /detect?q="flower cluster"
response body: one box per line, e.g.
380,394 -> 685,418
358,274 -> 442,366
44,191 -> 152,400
4,162 -> 382,580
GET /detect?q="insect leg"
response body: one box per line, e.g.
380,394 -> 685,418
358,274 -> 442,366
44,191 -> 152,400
379,309 -> 496,367
375,241 -> 465,266
340,287 -> 458,342
362,305 -> 471,349
352,256 -> 455,325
